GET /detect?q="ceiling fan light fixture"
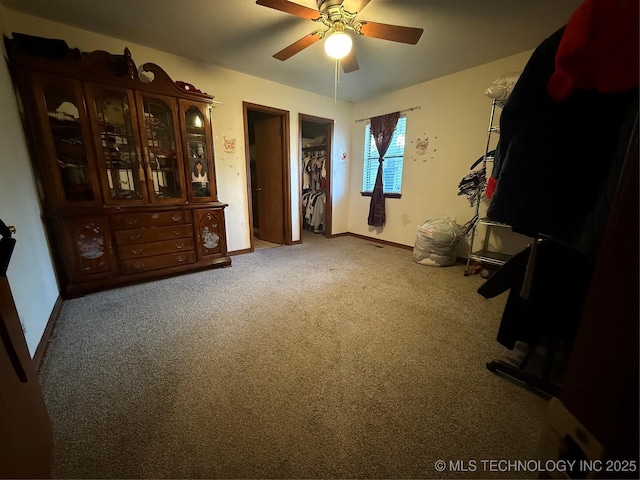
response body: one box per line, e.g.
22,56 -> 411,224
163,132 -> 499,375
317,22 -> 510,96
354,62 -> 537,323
324,30 -> 352,59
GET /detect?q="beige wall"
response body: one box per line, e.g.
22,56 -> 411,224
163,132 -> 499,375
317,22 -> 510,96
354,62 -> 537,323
348,51 -> 534,256
0,3 -> 60,356
3,9 -> 354,250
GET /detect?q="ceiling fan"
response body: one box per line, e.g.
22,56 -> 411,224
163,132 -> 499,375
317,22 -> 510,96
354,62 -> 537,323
256,0 -> 424,73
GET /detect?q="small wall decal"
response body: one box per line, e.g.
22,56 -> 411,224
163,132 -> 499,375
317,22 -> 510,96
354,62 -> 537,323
416,137 -> 429,155
223,135 -> 236,154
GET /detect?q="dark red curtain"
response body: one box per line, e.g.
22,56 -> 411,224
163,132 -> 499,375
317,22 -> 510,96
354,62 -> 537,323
368,111 -> 400,227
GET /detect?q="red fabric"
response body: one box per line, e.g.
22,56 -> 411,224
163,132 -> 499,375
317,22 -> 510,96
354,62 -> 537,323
486,176 -> 497,199
547,0 -> 639,101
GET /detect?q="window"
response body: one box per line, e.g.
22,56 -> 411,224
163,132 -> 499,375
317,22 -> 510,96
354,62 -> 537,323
362,116 -> 407,197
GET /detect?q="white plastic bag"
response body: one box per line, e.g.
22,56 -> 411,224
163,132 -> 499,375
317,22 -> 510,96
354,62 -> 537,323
412,217 -> 463,267
484,71 -> 521,101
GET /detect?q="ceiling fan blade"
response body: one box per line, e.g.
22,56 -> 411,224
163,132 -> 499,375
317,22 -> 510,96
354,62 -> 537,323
273,31 -> 323,61
341,0 -> 372,14
256,0 -> 321,20
358,21 -> 423,44
341,48 -> 359,73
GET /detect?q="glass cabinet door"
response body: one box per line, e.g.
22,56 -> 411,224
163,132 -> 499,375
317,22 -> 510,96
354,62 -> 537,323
179,100 -> 217,202
85,83 -> 148,205
137,93 -> 186,203
32,75 -> 101,205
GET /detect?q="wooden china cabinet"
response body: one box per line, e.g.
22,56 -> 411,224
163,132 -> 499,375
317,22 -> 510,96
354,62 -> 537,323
5,34 -> 231,297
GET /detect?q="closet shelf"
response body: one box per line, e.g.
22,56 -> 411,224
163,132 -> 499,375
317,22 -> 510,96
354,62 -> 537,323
302,145 -> 327,152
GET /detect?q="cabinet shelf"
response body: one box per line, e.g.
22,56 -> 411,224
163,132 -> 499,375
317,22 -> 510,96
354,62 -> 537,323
57,161 -> 88,169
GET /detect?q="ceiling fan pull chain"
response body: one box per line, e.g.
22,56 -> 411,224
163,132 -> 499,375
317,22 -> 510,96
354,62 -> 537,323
334,57 -> 339,103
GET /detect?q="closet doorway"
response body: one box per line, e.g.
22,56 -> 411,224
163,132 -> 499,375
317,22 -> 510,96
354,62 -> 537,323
300,114 -> 333,239
243,103 -> 292,248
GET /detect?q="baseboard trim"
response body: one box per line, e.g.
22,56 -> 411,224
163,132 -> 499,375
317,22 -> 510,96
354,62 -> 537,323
345,232 -> 413,251
34,294 -> 63,372
232,234 -> 466,265
340,233 -> 469,265
229,247 -> 252,256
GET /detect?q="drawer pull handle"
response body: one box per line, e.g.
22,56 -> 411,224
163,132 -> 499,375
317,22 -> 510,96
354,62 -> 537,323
172,215 -> 182,222
134,262 -> 145,269
126,218 -> 138,225
175,243 -> 184,249
131,248 -> 143,255
151,213 -> 160,220
173,229 -> 182,236
130,234 -> 141,240
177,256 -> 186,263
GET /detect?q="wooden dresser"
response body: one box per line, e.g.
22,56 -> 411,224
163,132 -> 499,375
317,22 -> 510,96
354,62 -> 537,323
6,34 -> 231,297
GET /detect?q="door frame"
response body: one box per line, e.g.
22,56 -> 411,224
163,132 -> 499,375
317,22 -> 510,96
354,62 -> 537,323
299,113 -> 333,239
242,102 -> 292,250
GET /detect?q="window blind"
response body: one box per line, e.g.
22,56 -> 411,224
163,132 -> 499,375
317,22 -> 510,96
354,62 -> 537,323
362,116 -> 406,194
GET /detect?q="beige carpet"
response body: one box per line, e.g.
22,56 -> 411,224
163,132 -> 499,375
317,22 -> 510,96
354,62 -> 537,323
39,232 -> 549,479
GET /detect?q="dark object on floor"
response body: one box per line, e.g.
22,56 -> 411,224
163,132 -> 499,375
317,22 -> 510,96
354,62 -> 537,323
479,240 -> 593,396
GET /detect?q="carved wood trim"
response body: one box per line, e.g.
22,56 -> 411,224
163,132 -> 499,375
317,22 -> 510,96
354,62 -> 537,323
7,38 -> 213,103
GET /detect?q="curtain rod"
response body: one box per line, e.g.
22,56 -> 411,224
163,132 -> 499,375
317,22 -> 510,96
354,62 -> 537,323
354,105 -> 421,123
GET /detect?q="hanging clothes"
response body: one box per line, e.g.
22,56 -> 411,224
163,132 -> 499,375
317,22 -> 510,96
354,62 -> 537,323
301,148 -> 327,233
478,240 -> 592,350
486,26 -> 638,259
457,166 -> 486,207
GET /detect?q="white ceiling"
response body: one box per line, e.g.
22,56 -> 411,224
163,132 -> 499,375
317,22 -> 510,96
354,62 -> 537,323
2,0 -> 582,102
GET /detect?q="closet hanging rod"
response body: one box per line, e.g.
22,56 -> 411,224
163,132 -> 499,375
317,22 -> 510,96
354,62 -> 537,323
354,105 -> 421,123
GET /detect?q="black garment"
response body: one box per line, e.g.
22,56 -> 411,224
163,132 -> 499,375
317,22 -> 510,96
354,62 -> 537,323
478,240 -> 592,350
487,27 -> 637,259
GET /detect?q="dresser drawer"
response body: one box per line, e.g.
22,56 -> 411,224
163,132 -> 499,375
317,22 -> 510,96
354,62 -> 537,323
115,224 -> 193,245
120,251 -> 196,274
113,210 -> 192,229
118,237 -> 195,260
